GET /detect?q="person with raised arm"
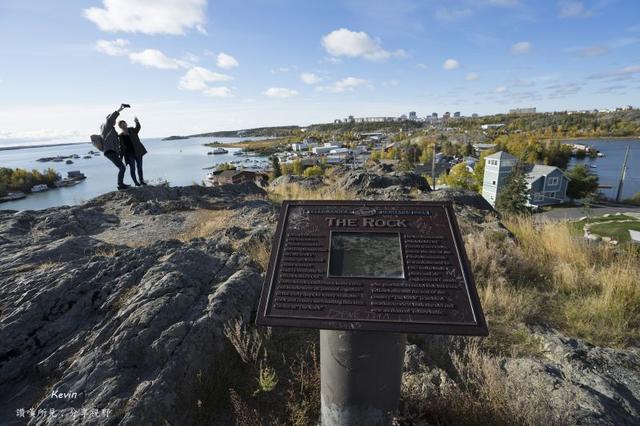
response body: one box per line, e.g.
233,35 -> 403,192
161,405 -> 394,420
90,104 -> 130,190
118,116 -> 148,186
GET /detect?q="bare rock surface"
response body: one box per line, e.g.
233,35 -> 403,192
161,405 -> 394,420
0,184 -> 276,425
1,179 -> 638,425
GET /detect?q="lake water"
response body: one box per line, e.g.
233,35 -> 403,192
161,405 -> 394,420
0,137 -> 269,211
565,138 -> 640,200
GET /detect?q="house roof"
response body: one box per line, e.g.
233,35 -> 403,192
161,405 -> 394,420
484,151 -> 517,161
523,164 -> 562,184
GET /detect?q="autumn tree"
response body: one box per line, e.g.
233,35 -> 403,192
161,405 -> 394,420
441,163 -> 476,190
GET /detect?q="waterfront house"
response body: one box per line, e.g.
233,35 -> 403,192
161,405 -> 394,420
206,170 -> 267,186
481,151 -> 569,207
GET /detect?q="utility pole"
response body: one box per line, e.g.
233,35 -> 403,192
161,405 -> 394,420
615,145 -> 630,203
431,143 -> 437,190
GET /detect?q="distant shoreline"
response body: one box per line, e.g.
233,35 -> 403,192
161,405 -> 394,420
0,141 -> 90,151
558,136 -> 640,142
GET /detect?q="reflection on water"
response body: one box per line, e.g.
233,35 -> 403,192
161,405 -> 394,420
329,232 -> 404,278
1,137 -> 268,211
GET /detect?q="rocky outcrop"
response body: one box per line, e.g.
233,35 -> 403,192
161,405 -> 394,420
1,178 -> 638,425
0,184 -> 276,425
403,328 -> 640,425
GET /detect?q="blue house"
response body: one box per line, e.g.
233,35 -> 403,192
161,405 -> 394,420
481,151 -> 569,207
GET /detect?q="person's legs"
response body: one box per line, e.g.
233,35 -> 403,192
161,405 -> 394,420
135,156 -> 145,185
104,151 -> 127,187
125,154 -> 140,185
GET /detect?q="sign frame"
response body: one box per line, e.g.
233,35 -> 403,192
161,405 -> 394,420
256,200 -> 488,336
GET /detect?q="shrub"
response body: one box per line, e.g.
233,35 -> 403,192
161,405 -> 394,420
303,165 -> 323,178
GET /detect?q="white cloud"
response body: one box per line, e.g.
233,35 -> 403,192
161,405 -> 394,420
321,28 -> 404,61
179,67 -> 233,91
128,49 -> 185,69
318,77 -> 367,93
264,87 -> 299,98
589,64 -> 640,79
558,1 -> 592,19
204,86 -> 232,97
84,0 -> 207,35
95,39 -> 130,56
566,45 -> 609,57
443,59 -> 460,70
495,85 -> 507,93
216,52 -> 239,69
511,41 -> 532,54
300,73 -> 322,85
271,67 -> 291,74
466,72 -> 479,81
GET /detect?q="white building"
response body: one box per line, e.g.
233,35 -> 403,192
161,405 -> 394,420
482,151 -> 569,207
312,143 -> 341,155
482,151 -> 518,206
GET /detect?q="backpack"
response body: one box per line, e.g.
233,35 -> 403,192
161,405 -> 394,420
90,134 -> 104,152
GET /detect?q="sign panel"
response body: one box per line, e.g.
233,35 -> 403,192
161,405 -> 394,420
256,201 -> 488,335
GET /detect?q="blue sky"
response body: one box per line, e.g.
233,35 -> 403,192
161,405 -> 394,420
0,0 -> 639,141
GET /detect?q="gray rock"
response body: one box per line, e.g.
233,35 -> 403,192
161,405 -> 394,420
0,184 -> 267,425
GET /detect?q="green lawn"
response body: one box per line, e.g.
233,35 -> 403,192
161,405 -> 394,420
569,215 -> 640,239
589,221 -> 640,242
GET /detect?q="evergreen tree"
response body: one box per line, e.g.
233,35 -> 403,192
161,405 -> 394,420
271,156 -> 282,178
565,165 -> 599,199
496,165 -> 530,215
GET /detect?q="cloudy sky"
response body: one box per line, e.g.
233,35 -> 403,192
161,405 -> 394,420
0,0 -> 639,141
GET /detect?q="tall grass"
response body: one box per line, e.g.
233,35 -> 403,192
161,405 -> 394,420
268,182 -> 356,202
485,215 -> 640,347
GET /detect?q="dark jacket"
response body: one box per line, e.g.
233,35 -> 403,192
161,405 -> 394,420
100,110 -> 121,154
119,121 -> 147,158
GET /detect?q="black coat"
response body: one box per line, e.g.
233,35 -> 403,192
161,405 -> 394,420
119,121 -> 147,158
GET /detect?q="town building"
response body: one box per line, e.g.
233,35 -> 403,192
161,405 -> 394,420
443,112 -> 451,120
206,170 -> 267,186
312,143 -> 341,155
481,151 -> 569,207
409,111 -> 418,120
453,112 -> 461,118
509,107 -> 536,115
480,124 -> 505,130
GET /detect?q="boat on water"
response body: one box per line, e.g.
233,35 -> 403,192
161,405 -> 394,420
55,179 -> 81,188
590,164 -> 597,168
31,184 -> 49,192
208,148 -> 229,155
233,151 -> 243,156
0,192 -> 26,202
65,160 -> 74,164
597,152 -> 605,157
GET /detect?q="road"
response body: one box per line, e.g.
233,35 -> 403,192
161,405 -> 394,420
536,203 -> 640,221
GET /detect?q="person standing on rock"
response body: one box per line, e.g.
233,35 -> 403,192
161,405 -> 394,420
118,117 -> 148,186
90,104 -> 130,190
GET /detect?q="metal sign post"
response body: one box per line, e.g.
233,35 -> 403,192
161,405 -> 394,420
256,201 -> 488,425
320,330 -> 406,425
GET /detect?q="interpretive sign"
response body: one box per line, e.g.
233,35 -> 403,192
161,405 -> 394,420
256,201 -> 488,335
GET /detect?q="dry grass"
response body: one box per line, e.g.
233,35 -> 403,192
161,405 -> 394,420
400,341 -> 573,425
178,209 -> 235,241
469,215 -> 640,347
243,238 -> 272,272
268,182 -> 356,202
223,318 -> 269,364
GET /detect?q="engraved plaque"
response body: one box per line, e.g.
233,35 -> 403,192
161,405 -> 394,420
256,201 -> 488,335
